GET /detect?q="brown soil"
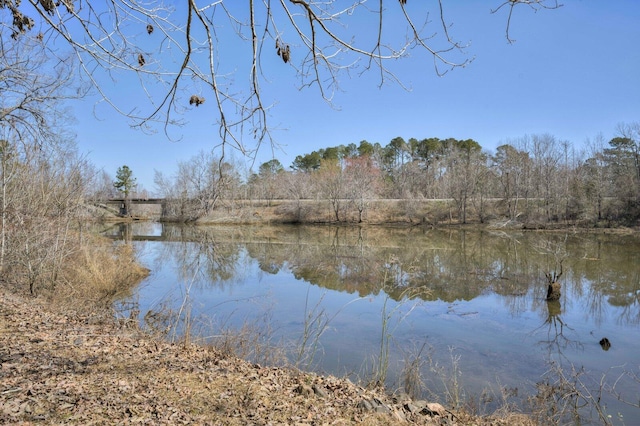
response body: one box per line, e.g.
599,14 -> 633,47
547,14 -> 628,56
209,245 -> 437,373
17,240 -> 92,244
0,288 -> 535,425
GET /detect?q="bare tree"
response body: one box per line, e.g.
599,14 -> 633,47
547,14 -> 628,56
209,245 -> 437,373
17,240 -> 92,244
252,159 -> 285,206
493,143 -> 530,221
545,262 -> 563,301
282,170 -> 311,222
89,170 -> 119,202
12,143 -> 92,293
0,127 -> 93,293
315,159 -> 345,222
343,156 -> 381,223
0,137 -> 18,270
0,34 -> 85,288
443,139 -> 486,224
155,150 -> 240,220
0,37 -> 80,140
530,134 -> 563,222
537,237 -> 566,301
1,0 -> 560,158
491,0 -> 561,43
580,134 -> 611,222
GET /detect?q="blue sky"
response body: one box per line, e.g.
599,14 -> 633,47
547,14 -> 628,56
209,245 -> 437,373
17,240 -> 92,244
71,1 -> 640,193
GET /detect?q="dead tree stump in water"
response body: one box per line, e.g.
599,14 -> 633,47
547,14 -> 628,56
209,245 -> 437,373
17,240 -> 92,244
545,267 -> 563,301
546,281 -> 561,301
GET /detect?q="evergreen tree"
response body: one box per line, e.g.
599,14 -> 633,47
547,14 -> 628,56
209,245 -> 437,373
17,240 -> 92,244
113,165 -> 137,215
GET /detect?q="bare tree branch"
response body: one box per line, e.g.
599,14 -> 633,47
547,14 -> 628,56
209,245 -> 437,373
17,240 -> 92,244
491,0 -> 562,43
1,0 -> 560,158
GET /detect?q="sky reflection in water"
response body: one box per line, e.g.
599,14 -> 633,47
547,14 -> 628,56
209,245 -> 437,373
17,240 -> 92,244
113,222 -> 640,423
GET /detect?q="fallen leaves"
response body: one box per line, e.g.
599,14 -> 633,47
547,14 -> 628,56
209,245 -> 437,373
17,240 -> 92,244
1,288 -> 535,425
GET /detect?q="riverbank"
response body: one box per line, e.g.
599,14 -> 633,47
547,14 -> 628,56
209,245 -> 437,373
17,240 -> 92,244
185,199 -> 639,231
0,286 -> 537,425
104,196 -> 640,231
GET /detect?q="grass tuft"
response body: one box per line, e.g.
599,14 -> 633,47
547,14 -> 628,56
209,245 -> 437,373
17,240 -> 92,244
51,236 -> 149,311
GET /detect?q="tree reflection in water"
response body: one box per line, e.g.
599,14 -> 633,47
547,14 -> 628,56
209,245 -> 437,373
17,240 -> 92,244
112,223 -> 640,424
537,300 -> 579,353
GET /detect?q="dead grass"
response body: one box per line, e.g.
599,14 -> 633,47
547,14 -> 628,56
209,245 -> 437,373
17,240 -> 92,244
50,235 -> 149,311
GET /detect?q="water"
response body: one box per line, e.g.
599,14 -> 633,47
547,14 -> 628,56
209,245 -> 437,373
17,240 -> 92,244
107,222 -> 640,424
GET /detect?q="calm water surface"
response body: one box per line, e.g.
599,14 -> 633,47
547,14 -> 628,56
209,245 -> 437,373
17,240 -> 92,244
109,222 -> 640,424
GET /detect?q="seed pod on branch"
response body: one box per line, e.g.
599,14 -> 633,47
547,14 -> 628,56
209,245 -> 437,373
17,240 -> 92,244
39,0 -> 56,15
189,95 -> 205,107
275,39 -> 290,63
281,45 -> 290,63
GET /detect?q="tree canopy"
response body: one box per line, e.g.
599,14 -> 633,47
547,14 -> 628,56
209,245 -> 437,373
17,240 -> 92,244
259,159 -> 284,176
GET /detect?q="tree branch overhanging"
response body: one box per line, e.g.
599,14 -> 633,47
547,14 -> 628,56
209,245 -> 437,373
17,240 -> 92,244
1,0 -> 560,158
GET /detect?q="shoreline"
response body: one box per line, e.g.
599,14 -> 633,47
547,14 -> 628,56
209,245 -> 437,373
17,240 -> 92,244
120,198 -> 639,232
0,287 -> 535,425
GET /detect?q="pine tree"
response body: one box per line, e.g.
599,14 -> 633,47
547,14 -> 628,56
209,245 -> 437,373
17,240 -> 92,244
113,165 -> 137,215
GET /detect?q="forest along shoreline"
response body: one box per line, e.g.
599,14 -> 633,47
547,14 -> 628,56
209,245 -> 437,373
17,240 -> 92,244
118,197 -> 640,231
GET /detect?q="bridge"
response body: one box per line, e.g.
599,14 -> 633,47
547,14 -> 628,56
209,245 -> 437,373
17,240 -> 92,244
95,198 -> 166,217
104,198 -> 165,205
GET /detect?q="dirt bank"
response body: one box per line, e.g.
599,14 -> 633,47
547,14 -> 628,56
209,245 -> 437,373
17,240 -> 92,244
0,287 -> 538,425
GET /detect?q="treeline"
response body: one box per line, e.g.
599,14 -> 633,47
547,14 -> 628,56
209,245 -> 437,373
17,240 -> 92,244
146,125 -> 640,226
250,129 -> 640,225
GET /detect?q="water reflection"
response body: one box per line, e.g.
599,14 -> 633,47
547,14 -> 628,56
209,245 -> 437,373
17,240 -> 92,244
109,223 -> 640,324
533,300 -> 583,358
110,222 -> 640,423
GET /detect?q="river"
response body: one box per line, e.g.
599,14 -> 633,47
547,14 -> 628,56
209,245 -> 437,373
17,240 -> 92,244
106,222 -> 640,424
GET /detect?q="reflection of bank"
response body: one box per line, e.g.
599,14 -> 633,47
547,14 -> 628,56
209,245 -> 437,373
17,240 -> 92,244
117,224 -> 640,424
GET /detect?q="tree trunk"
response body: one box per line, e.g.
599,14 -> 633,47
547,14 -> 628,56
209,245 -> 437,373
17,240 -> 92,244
546,281 -> 561,301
